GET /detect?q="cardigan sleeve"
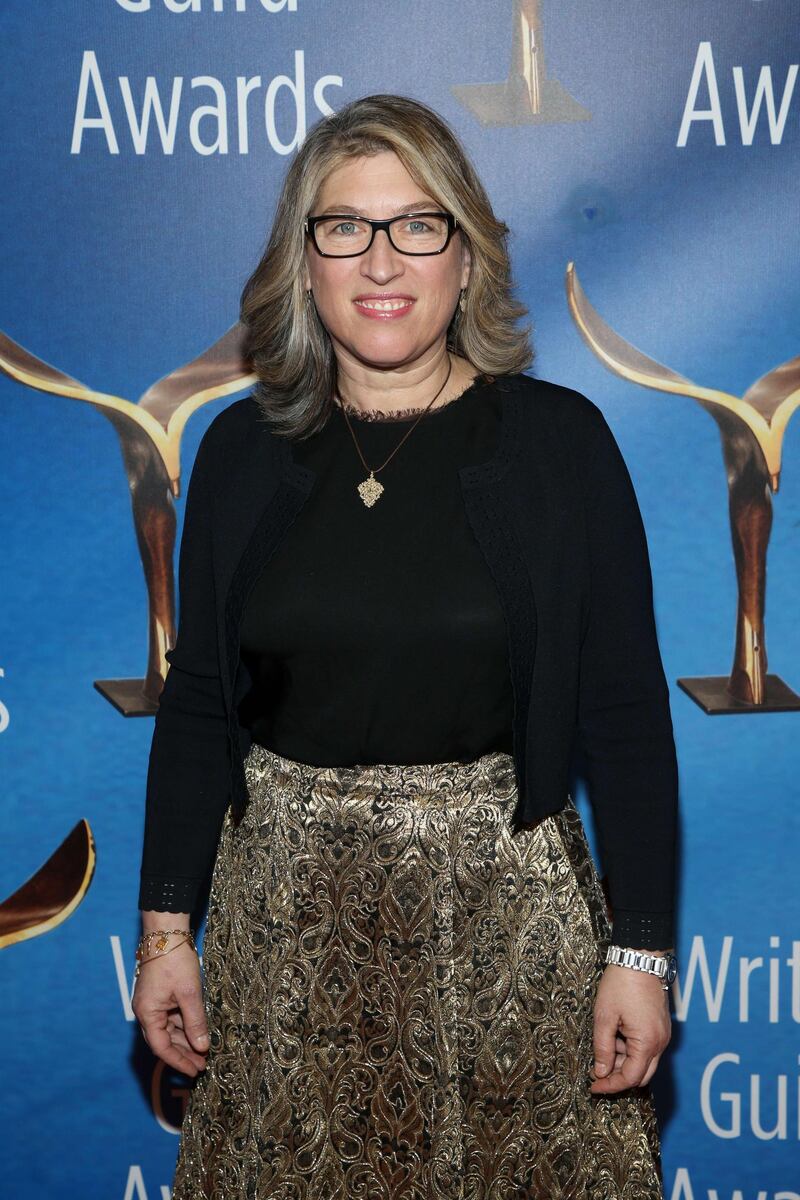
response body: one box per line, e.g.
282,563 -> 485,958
137,419 -> 231,914
576,407 -> 679,950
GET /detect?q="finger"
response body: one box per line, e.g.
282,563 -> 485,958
591,1044 -> 655,1094
142,1017 -> 207,1075
169,1026 -> 209,1063
591,1057 -> 657,1095
588,1033 -> 626,1083
143,1024 -> 204,1077
618,1040 -> 653,1089
165,1039 -> 208,1073
178,991 -> 210,1053
166,1014 -> 189,1037
592,1015 -> 620,1080
590,1056 -> 643,1094
638,1054 -> 661,1088
160,1045 -> 205,1077
590,1068 -> 632,1095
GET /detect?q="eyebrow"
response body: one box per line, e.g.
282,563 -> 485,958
315,200 -> 440,216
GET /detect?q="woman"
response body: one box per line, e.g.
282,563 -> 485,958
133,93 -> 679,1198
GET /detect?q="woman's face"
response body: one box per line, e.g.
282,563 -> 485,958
302,150 -> 471,372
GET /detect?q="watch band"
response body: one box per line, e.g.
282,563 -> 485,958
605,944 -> 678,990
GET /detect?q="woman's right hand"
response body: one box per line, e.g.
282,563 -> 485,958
132,940 -> 210,1077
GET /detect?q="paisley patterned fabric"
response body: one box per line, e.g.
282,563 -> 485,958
172,742 -> 664,1199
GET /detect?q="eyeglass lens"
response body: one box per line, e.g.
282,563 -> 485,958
314,214 -> 449,255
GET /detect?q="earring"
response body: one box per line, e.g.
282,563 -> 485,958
458,288 -> 466,312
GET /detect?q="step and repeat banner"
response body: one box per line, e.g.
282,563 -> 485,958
1,2 -> 798,1197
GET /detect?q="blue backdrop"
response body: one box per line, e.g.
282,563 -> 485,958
1,2 -> 798,1196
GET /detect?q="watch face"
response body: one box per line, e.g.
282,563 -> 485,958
665,956 -> 678,984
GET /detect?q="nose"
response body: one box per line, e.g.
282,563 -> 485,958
360,227 -> 404,282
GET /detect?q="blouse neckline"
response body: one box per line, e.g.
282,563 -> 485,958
333,372 -> 495,424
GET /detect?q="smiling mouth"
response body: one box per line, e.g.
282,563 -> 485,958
354,298 -> 414,315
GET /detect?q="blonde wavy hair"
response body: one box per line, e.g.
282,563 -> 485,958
239,93 -> 533,439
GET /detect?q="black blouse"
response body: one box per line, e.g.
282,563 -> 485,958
139,371 -> 679,948
238,374 -> 516,767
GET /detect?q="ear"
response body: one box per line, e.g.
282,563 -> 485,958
460,239 -> 472,291
301,235 -> 314,292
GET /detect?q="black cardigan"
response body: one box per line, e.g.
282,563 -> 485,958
138,373 -> 679,949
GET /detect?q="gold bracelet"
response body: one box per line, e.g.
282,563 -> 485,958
134,928 -> 197,980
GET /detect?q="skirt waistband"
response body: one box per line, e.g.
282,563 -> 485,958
244,740 -> 516,802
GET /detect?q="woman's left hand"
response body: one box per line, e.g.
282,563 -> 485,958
589,964 -> 672,1094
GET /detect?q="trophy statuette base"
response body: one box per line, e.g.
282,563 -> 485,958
94,678 -> 159,717
677,674 -> 800,714
451,77 -> 591,127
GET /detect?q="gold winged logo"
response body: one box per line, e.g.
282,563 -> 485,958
0,323 -> 256,712
566,262 -> 800,711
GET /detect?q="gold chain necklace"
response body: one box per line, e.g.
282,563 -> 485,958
336,355 -> 454,507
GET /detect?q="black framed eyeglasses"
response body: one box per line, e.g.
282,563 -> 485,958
304,211 -> 459,257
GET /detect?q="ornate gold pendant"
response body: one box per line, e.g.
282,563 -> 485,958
357,471 -> 384,507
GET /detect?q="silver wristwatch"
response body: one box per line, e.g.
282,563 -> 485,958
605,944 -> 678,990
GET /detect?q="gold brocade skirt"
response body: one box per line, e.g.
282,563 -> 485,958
172,743 -> 663,1200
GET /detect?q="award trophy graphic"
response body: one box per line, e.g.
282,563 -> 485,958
452,0 -> 590,126
0,821 -> 95,949
566,261 -> 800,713
0,326 -> 254,943
0,323 -> 256,716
